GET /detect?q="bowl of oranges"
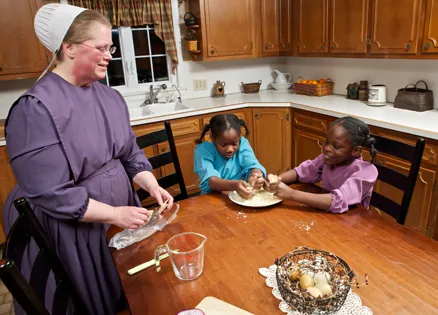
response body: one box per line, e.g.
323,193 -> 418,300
293,77 -> 334,96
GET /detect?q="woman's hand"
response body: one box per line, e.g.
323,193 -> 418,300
265,174 -> 281,192
235,180 -> 253,199
269,182 -> 294,200
149,185 -> 174,210
113,206 -> 151,230
248,172 -> 265,190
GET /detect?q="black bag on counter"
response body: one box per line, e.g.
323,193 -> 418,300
394,80 -> 434,112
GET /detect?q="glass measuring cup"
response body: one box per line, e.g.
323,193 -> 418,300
154,232 -> 207,280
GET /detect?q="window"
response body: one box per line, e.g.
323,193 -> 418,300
100,25 -> 172,90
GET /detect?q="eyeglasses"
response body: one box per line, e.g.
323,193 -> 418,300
78,43 -> 117,55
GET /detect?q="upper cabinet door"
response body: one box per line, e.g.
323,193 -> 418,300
297,0 -> 329,54
0,0 -> 48,78
279,0 -> 292,52
422,0 -> 438,53
370,0 -> 421,54
203,0 -> 253,58
261,0 -> 280,55
330,0 -> 369,53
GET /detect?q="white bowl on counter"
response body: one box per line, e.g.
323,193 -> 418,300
271,82 -> 293,91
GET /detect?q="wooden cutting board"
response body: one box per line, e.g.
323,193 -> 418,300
195,296 -> 254,315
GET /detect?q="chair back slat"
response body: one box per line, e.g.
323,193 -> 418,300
136,129 -> 168,149
149,152 -> 173,169
370,136 -> 425,225
29,249 -> 52,303
3,214 -> 30,268
0,259 -> 50,315
371,135 -> 415,161
136,121 -> 188,204
370,192 -> 402,220
0,198 -> 88,315
374,164 -> 408,191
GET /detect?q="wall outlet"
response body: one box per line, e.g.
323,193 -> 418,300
193,79 -> 207,91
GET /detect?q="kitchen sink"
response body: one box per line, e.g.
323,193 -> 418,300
129,102 -> 192,119
147,102 -> 191,115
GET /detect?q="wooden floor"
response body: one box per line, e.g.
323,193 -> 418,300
0,281 -> 13,315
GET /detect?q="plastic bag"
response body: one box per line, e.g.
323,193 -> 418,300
108,203 -> 180,250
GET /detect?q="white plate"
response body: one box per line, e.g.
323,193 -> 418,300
228,189 -> 282,208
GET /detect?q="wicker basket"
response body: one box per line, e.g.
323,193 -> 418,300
241,80 -> 262,93
293,77 -> 334,96
275,247 -> 354,313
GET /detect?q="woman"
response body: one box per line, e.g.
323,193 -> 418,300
3,4 -> 173,314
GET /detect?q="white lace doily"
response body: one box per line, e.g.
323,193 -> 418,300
259,265 -> 373,315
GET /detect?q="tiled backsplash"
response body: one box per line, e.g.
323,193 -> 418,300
286,57 -> 438,109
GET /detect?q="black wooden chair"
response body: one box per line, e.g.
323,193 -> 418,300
0,197 -> 87,315
136,121 -> 188,203
370,135 -> 425,225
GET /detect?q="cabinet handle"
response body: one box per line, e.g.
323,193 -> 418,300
161,148 -> 167,153
320,45 -> 324,49
406,44 -> 411,49
331,45 -> 335,49
265,45 -> 269,50
0,66 -> 3,72
425,42 -> 431,49
254,113 -> 260,119
211,49 -> 215,54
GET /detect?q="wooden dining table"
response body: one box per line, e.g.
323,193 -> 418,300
108,184 -> 438,315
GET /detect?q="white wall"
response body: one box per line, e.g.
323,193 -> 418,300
286,57 -> 438,108
0,79 -> 37,118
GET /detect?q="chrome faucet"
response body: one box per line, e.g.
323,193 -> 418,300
171,84 -> 182,103
143,84 -> 167,106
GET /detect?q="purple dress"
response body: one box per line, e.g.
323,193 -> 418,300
3,72 -> 152,315
295,154 -> 378,213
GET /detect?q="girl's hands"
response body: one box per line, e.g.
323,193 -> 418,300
248,172 -> 265,190
149,185 -> 174,211
113,206 -> 151,230
269,182 -> 294,199
265,173 -> 281,192
235,180 -> 253,199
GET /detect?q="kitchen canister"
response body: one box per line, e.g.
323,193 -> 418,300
367,84 -> 387,106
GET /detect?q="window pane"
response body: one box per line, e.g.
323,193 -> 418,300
111,28 -> 121,59
136,57 -> 152,84
107,60 -> 125,86
150,30 -> 166,55
98,77 -> 108,85
133,29 -> 150,56
152,56 -> 169,82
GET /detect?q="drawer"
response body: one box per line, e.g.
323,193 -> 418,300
132,118 -> 200,138
372,130 -> 438,165
201,112 -> 246,127
293,113 -> 328,134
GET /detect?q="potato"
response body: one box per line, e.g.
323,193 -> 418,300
299,274 -> 314,290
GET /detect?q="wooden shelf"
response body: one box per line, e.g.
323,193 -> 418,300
189,50 -> 201,54
187,24 -> 200,30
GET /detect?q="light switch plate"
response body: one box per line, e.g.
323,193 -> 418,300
193,79 -> 207,91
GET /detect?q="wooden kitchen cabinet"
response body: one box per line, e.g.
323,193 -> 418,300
297,0 -> 329,54
362,150 -> 436,236
0,147 -> 15,243
252,108 -> 291,174
369,0 -> 422,54
279,0 -> 293,53
0,0 -> 50,80
261,0 -> 280,55
293,129 -> 325,167
190,0 -> 255,61
422,0 -> 438,53
330,0 -> 369,53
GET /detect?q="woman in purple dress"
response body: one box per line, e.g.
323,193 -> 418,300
3,4 -> 173,315
267,116 -> 378,213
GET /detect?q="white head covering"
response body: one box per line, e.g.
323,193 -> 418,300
34,3 -> 88,53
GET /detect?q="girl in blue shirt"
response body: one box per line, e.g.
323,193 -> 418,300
194,114 -> 266,197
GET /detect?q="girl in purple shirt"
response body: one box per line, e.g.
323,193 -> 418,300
268,116 -> 378,213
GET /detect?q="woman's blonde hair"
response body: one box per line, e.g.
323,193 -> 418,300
57,10 -> 111,60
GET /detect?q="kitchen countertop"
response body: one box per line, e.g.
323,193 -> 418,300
2,90 -> 438,146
